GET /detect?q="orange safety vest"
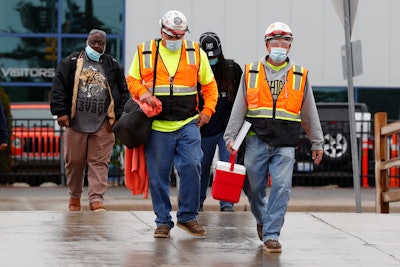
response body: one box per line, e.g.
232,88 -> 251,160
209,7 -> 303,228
244,61 -> 308,147
137,39 -> 201,120
245,61 -> 308,122
138,39 -> 200,94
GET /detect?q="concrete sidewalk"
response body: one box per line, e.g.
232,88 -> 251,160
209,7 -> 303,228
1,184 -> 400,266
0,211 -> 399,266
1,183 -> 400,213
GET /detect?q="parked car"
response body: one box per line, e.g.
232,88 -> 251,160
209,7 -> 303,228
10,102 -> 62,169
294,102 -> 374,187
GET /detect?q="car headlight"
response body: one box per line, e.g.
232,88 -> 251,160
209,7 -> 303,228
12,138 -> 22,149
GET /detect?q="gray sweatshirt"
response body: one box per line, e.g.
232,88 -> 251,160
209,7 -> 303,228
223,56 -> 324,151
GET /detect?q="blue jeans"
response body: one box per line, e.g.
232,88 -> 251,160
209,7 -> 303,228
145,120 -> 202,228
243,135 -> 295,241
200,132 -> 233,209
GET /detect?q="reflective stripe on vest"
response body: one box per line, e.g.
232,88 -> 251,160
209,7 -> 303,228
184,40 -> 197,66
142,40 -> 156,69
247,108 -> 300,121
152,85 -> 198,96
247,62 -> 261,89
292,65 -> 306,91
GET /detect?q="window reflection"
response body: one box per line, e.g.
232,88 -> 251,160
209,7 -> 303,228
61,37 -> 122,61
313,87 -> 348,103
0,0 -> 123,34
3,86 -> 51,102
17,0 -> 58,33
62,0 -> 123,34
0,0 -> 57,33
0,37 -> 56,83
0,0 -> 124,102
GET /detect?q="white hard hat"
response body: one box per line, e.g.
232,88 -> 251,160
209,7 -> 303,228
160,10 -> 188,37
264,22 -> 293,41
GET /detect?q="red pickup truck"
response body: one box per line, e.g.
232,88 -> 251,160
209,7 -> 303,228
10,103 -> 61,168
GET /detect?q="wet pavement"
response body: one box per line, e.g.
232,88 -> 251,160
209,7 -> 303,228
1,211 -> 399,266
1,185 -> 400,266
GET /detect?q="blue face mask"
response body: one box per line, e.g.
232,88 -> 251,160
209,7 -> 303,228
269,47 -> 287,63
165,39 -> 182,51
209,57 -> 219,66
85,45 -> 102,62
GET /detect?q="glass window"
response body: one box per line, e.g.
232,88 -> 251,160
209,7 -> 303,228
0,0 -> 58,33
62,0 -> 123,34
3,86 -> 51,102
358,88 -> 400,121
61,37 -> 123,62
312,86 -> 348,103
0,0 -> 124,103
105,38 -> 123,62
0,0 -> 124,34
0,37 -> 57,83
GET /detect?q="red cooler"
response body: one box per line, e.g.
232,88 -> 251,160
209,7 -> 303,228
211,153 -> 246,203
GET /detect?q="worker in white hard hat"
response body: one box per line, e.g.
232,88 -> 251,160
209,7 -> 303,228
224,21 -> 324,253
126,10 -> 218,238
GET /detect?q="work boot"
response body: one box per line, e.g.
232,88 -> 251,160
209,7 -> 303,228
154,225 -> 171,238
264,239 -> 282,253
69,197 -> 81,211
89,201 -> 106,211
177,220 -> 207,236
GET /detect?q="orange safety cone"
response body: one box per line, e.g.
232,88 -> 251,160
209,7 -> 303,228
389,134 -> 399,187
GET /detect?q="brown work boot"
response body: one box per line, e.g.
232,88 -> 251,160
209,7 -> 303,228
154,225 -> 171,238
89,201 -> 106,212
177,220 -> 207,236
257,224 -> 263,241
69,197 -> 81,211
264,239 -> 282,253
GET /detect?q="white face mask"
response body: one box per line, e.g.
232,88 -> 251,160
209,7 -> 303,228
165,39 -> 182,51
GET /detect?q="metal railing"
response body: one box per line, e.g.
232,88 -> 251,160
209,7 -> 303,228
293,119 -> 375,187
0,118 -> 64,186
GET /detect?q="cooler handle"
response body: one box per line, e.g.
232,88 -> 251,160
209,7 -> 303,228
229,150 -> 237,171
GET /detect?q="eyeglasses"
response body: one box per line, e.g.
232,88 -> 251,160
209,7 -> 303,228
268,39 -> 292,47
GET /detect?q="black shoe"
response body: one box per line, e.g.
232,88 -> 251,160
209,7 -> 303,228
220,206 -> 235,212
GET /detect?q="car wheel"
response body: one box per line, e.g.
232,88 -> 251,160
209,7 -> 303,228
323,133 -> 350,161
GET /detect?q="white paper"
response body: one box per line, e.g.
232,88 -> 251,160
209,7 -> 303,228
232,121 -> 252,151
